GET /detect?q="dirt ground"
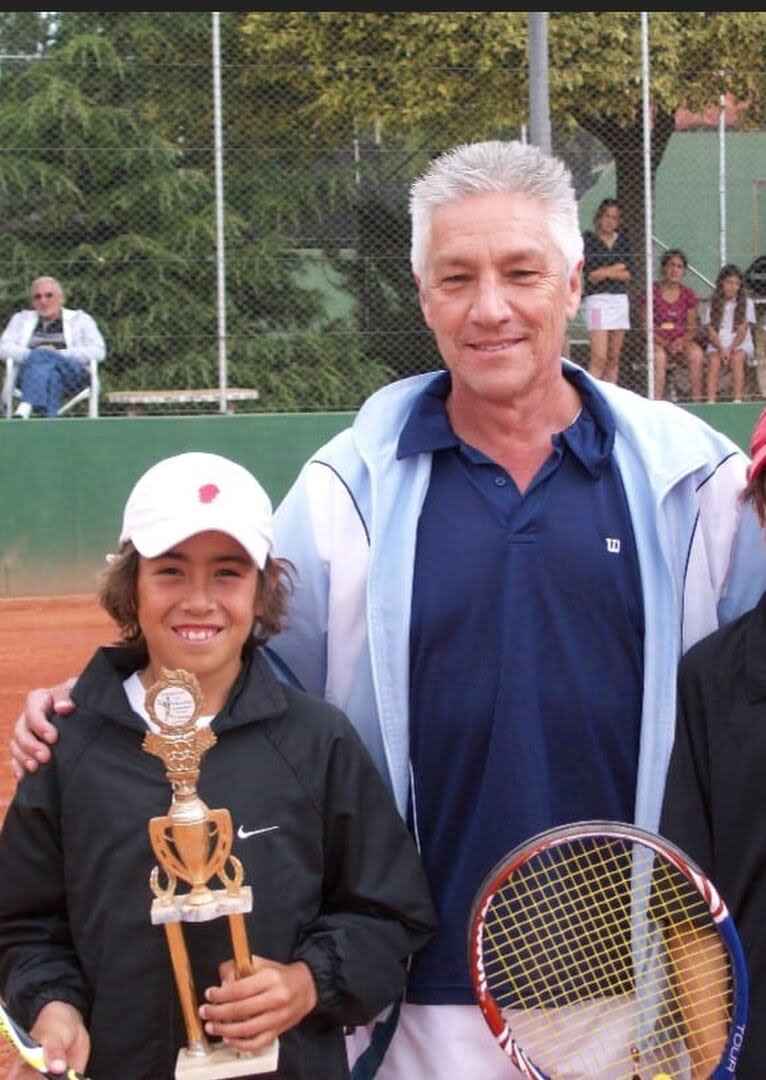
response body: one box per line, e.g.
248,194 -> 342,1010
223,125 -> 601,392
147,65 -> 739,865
0,593 -> 114,1072
0,594 -> 114,813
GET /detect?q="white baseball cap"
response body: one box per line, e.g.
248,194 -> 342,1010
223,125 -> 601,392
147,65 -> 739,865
118,451 -> 273,569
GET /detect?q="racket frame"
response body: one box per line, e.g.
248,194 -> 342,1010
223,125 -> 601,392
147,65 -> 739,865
468,820 -> 749,1079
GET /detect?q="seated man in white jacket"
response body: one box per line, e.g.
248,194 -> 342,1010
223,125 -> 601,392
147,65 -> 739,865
1,275 -> 106,418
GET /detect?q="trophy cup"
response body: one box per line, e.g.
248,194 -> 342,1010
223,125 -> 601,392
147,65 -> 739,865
143,668 -> 279,1078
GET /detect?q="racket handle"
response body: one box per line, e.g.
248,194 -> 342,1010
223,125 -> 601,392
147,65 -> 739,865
0,998 -> 91,1079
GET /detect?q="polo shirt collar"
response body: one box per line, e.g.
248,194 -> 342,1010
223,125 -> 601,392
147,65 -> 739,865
396,365 -> 616,478
397,371 -> 456,459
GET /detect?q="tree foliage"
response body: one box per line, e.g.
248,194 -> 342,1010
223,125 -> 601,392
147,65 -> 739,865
241,12 -> 766,258
241,11 -> 766,149
2,12 -> 765,410
239,11 -> 766,383
0,12 -> 371,410
241,12 -> 528,146
551,13 -> 766,268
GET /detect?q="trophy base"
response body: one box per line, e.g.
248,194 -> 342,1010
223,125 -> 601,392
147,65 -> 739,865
153,887 -> 253,925
176,1038 -> 279,1077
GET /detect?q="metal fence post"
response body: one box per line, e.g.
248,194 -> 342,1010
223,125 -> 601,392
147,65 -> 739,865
641,12 -> 655,400
212,11 -> 228,413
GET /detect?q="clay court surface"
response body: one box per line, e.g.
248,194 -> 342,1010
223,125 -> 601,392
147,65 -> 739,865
0,594 -> 114,812
0,593 -> 114,1072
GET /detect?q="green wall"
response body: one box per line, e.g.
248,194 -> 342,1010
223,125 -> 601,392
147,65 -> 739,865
0,413 -> 352,597
1,403 -> 762,597
684,401 -> 763,450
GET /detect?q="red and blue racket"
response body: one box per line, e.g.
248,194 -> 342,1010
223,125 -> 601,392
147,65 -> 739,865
468,821 -> 748,1079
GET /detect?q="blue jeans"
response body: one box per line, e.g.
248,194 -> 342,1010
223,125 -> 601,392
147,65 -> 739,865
18,348 -> 89,418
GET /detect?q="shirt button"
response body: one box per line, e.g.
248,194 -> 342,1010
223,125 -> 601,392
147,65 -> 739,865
494,475 -> 507,487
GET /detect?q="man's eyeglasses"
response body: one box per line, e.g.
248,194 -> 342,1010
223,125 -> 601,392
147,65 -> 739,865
32,292 -> 55,300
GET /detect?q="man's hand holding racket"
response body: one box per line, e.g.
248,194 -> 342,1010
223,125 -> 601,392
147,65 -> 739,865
10,679 -> 76,781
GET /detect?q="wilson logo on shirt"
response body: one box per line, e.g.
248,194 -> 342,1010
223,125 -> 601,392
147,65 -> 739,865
605,537 -> 621,554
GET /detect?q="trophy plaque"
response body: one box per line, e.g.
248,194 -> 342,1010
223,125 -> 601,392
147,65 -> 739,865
143,668 -> 279,1078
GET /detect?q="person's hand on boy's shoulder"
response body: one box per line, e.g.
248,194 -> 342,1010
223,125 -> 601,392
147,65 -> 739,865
199,956 -> 318,1052
7,1000 -> 90,1079
10,678 -> 77,781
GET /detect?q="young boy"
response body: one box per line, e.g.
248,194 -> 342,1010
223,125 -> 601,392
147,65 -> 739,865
0,451 -> 436,1079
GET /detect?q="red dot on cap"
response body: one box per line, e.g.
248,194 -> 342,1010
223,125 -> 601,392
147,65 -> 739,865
198,483 -> 220,504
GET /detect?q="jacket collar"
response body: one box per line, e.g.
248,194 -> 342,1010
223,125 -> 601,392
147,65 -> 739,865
71,643 -> 289,733
352,362 -> 733,488
395,366 -> 615,480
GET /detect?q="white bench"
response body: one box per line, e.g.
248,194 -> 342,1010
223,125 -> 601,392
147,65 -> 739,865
105,387 -> 259,416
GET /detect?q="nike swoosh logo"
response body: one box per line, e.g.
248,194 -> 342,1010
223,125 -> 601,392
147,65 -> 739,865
237,824 -> 280,840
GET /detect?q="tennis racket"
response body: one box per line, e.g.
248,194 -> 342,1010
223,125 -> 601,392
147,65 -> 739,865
468,821 -> 748,1079
0,997 -> 90,1079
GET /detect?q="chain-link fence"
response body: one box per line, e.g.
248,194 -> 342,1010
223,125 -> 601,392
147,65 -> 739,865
1,11 -> 765,416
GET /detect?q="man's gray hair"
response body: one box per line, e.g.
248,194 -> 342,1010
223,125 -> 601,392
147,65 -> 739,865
409,140 -> 584,281
30,275 -> 64,298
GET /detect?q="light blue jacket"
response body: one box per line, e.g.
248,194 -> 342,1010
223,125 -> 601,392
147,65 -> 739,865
270,366 -> 766,834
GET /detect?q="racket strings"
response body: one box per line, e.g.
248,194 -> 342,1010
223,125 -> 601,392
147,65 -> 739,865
478,836 -> 734,1077
484,840 -> 637,1004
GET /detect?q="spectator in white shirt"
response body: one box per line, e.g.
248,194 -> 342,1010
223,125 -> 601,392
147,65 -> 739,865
701,263 -> 756,404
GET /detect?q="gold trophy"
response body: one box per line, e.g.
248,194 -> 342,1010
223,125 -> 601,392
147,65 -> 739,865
143,668 -> 279,1078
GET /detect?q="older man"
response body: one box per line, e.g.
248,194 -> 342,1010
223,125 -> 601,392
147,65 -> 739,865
11,141 -> 766,1078
0,276 -> 105,418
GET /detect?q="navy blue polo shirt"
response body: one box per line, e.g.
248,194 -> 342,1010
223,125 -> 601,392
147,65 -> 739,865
399,369 -> 644,1005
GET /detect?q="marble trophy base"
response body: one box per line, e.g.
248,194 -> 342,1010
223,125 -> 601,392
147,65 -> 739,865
176,1039 -> 279,1078
151,887 -> 253,924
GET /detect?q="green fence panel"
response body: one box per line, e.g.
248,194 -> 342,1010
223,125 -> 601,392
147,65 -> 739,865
0,413 -> 352,597
1,404 -> 762,597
